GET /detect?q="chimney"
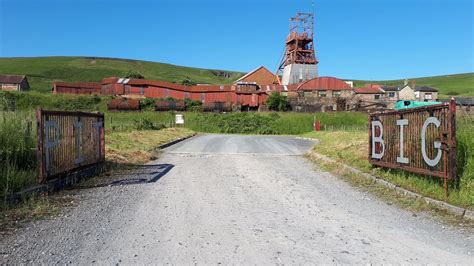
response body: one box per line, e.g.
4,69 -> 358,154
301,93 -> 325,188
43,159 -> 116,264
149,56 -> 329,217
404,79 -> 408,86
411,80 -> 416,89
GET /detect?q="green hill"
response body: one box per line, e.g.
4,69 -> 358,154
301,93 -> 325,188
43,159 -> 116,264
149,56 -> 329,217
0,57 -> 244,93
352,73 -> 474,98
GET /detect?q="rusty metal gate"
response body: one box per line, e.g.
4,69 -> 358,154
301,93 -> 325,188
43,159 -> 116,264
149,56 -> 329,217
368,100 -> 456,183
36,109 -> 105,183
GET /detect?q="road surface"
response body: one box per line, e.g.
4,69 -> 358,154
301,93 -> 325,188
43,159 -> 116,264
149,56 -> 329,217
1,134 -> 472,264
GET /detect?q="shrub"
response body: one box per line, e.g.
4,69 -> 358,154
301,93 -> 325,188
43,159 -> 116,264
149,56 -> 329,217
180,79 -> 197,86
133,118 -> 166,131
124,70 -> 145,79
184,98 -> 202,112
266,92 -> 289,111
140,98 -> 156,111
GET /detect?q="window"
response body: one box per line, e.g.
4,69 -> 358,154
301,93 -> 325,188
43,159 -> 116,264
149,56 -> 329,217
319,91 -> 327,97
374,94 -> 381,100
281,92 -> 288,97
424,93 -> 432,100
304,91 -> 312,97
388,92 -> 396,98
139,86 -> 145,95
333,91 -> 341,97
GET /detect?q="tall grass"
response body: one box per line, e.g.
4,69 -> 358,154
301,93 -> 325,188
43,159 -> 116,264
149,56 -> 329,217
456,115 -> 474,203
0,90 -> 104,111
0,111 -> 37,201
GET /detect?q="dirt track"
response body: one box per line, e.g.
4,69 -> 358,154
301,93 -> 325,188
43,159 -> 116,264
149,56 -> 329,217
1,135 -> 472,264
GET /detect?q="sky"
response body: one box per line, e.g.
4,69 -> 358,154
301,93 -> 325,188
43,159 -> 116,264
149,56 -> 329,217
0,0 -> 473,80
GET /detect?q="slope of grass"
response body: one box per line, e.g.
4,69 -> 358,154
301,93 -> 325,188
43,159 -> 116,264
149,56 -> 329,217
352,73 -> 474,97
0,56 -> 244,93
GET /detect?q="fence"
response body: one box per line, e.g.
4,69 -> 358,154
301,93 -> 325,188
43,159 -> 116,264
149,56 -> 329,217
36,109 -> 105,183
368,100 -> 456,184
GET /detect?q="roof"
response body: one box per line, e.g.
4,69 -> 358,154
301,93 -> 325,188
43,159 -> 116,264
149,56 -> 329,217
415,86 -> 438,92
0,74 -> 27,84
234,66 -> 276,85
54,82 -> 102,89
355,84 -> 385,94
297,77 -> 353,91
454,97 -> 474,106
382,86 -> 399,91
189,84 -> 233,92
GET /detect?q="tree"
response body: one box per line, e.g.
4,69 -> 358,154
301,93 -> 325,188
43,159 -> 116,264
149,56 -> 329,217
124,70 -> 145,79
266,92 -> 289,111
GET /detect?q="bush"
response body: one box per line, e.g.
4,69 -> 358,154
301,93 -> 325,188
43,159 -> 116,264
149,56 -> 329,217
0,91 -> 103,111
184,98 -> 202,112
124,70 -> 145,79
133,118 -> 166,131
140,98 -> 156,111
266,92 -> 289,111
186,113 -> 278,134
180,79 -> 197,86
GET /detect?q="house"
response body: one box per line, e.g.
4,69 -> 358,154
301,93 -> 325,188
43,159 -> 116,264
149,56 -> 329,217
398,83 -> 416,100
0,74 -> 30,91
234,66 -> 277,86
298,76 -> 353,98
415,86 -> 438,101
355,84 -> 386,102
294,77 -> 354,111
382,86 -> 400,108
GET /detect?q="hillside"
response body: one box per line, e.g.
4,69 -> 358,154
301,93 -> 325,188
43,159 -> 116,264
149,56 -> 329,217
352,73 -> 474,98
0,57 -> 244,93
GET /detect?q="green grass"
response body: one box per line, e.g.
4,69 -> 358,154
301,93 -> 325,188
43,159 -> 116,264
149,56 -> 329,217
351,72 -> 474,97
303,115 -> 474,209
0,56 -> 244,93
185,112 -> 367,135
0,111 -> 37,202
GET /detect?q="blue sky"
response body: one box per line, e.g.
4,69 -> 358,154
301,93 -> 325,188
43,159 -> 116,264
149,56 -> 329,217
0,0 -> 472,80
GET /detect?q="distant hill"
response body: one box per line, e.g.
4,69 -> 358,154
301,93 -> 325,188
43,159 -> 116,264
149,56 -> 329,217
351,73 -> 474,98
0,57 -> 472,97
0,57 -> 244,93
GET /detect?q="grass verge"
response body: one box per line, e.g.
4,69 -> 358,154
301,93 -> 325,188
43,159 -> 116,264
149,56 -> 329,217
106,127 -> 194,164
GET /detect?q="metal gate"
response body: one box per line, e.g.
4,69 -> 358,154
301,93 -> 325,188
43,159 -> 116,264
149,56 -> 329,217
368,100 -> 456,181
36,109 -> 105,183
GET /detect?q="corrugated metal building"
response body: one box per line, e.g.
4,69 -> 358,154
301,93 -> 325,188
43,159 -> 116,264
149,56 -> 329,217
51,70 -> 357,110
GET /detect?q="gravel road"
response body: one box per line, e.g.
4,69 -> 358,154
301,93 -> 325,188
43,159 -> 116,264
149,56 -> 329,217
1,134 -> 473,264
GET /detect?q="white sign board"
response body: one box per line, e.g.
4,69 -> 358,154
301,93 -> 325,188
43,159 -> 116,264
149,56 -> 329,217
175,114 -> 184,125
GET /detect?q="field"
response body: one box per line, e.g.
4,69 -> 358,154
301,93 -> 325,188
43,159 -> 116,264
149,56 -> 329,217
0,56 -> 472,97
0,57 -> 243,93
352,72 -> 474,97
